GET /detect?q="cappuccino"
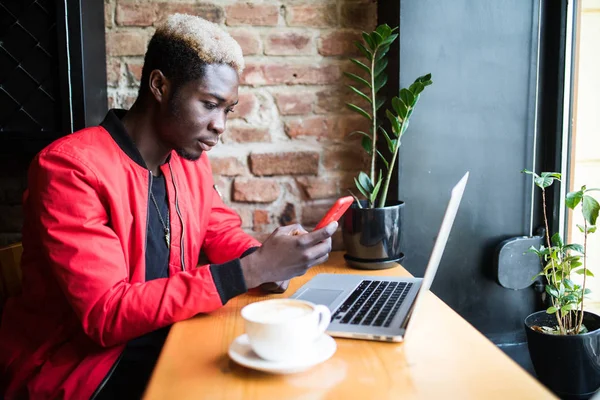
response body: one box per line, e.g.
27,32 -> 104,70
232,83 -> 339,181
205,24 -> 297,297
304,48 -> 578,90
246,301 -> 312,324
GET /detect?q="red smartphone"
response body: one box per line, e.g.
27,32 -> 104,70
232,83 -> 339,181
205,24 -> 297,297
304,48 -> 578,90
314,196 -> 354,230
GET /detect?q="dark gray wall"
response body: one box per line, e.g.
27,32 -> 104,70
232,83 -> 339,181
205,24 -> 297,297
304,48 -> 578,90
395,0 -> 544,341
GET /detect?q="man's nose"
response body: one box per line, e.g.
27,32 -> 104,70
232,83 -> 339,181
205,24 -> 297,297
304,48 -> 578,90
209,113 -> 226,135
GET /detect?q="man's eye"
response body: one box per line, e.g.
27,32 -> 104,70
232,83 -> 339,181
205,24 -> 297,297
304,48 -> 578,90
225,108 -> 235,114
204,102 -> 217,110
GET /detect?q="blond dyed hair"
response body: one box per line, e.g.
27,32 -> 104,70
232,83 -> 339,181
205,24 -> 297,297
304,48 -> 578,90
155,14 -> 244,74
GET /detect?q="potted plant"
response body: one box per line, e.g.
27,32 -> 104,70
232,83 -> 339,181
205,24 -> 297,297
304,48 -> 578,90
522,169 -> 600,399
342,24 -> 432,269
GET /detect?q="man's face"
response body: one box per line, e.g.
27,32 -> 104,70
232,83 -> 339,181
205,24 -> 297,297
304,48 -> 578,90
158,64 -> 239,161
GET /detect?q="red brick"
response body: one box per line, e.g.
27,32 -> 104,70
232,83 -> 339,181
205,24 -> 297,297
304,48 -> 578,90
229,29 -> 261,55
253,209 -> 270,231
156,4 -> 224,25
323,145 -> 368,171
318,30 -> 361,57
286,4 -> 337,28
106,30 -> 149,56
341,2 -> 377,30
264,31 -> 312,56
226,3 -> 279,26
105,3 -> 114,29
315,88 -> 346,114
250,152 -> 319,176
284,116 -> 333,139
230,93 -> 257,120
233,178 -> 280,202
116,4 -> 158,26
210,156 -> 246,176
334,114 -> 371,141
106,58 -> 121,87
296,177 -> 338,200
241,64 -> 340,86
126,61 -> 144,86
225,126 -> 270,143
274,92 -> 314,115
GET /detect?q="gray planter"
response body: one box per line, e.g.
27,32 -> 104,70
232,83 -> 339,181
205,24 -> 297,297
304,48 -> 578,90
341,200 -> 404,270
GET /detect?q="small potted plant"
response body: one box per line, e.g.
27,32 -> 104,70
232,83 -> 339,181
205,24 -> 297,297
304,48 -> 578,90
522,169 -> 600,399
342,24 -> 432,269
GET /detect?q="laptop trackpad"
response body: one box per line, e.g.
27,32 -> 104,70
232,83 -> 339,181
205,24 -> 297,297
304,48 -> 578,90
296,288 -> 344,308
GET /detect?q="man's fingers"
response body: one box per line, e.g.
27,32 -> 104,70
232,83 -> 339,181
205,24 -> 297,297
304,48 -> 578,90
298,221 -> 338,247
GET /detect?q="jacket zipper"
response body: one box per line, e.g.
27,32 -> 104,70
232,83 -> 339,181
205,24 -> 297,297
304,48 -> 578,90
168,162 -> 186,271
88,352 -> 124,400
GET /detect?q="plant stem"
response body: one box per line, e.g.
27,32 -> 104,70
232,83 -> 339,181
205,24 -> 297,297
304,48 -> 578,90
577,221 -> 588,334
378,118 -> 406,208
369,51 -> 378,208
542,188 -> 566,335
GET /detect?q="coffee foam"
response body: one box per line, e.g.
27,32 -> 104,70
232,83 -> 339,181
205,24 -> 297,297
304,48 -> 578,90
247,301 -> 313,324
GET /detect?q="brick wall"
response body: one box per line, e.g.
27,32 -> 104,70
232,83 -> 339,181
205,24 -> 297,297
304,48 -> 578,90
105,0 -> 376,249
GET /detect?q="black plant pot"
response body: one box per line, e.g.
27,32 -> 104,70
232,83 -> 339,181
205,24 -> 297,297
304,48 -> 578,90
341,200 -> 404,270
525,311 -> 600,400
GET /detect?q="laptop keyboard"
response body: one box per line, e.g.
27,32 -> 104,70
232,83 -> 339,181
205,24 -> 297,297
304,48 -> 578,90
331,280 -> 413,327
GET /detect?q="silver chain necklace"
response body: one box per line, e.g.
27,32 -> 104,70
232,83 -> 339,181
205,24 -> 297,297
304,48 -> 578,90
149,190 -> 170,248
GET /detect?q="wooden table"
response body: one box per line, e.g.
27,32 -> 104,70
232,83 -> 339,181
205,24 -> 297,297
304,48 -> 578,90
144,252 -> 555,399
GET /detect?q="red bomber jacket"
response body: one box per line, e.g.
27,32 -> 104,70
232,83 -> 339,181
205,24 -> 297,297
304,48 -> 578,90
0,110 -> 260,399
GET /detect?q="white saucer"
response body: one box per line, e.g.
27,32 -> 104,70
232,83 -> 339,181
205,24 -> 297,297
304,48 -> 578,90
228,333 -> 337,374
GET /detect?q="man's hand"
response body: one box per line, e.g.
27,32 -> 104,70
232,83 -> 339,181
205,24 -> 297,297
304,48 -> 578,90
240,222 -> 337,289
258,280 -> 290,293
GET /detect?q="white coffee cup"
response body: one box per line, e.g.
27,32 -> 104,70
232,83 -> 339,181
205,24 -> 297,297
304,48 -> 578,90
241,298 -> 331,362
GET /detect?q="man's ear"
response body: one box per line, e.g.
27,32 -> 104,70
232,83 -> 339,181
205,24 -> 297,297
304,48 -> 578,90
148,69 -> 170,104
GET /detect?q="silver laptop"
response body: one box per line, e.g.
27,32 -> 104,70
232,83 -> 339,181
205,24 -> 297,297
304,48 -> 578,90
291,172 -> 469,342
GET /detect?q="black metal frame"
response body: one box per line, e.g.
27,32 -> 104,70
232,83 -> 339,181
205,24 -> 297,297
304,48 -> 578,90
1,0 -> 107,159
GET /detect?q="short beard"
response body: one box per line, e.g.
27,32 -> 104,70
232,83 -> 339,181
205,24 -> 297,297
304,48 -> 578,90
176,148 -> 201,161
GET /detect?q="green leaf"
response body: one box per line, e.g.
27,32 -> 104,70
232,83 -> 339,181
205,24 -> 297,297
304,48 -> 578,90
582,195 -> 600,226
362,32 -> 375,50
371,31 -> 383,46
379,127 -> 394,153
349,59 -> 371,75
564,279 -> 575,289
395,99 -> 408,119
347,85 -> 372,104
374,58 -> 388,77
540,172 -> 562,180
564,243 -> 584,254
386,110 -> 401,136
348,130 -> 370,140
358,171 -> 374,193
574,268 -> 595,277
380,33 -> 398,47
354,177 -> 370,198
374,72 -> 388,93
546,306 -> 558,314
584,288 -> 592,295
534,175 -> 558,189
566,190 -> 584,209
526,246 -> 542,257
589,226 -> 597,233
377,150 -> 389,170
551,232 -> 563,248
371,175 -> 383,203
399,89 -> 415,108
344,72 -> 371,88
375,24 -> 392,38
354,41 -> 372,61
417,73 -> 432,83
375,96 -> 386,111
375,45 -> 390,62
361,135 -> 372,154
561,303 -> 578,312
346,103 -> 372,120
521,169 -> 538,178
546,285 -> 559,298
409,82 -> 424,96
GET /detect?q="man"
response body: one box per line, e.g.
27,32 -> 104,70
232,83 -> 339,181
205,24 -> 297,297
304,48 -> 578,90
0,14 -> 336,399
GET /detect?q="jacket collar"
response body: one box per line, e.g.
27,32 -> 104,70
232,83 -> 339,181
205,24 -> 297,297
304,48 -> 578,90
100,109 -> 149,169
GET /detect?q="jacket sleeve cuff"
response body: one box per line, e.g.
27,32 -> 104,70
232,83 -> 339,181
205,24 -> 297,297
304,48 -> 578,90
240,246 -> 260,258
210,259 -> 248,305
